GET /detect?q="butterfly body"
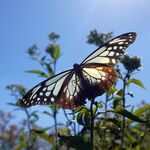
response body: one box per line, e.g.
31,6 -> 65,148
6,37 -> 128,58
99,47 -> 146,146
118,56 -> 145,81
20,32 -> 136,109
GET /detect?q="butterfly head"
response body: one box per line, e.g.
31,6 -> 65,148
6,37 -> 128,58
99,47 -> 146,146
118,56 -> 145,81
73,63 -> 81,72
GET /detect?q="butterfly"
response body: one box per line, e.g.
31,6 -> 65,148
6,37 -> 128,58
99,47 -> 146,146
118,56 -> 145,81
20,32 -> 136,109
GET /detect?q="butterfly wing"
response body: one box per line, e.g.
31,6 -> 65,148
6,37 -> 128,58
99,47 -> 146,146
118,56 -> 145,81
20,69 -> 86,109
20,70 -> 72,107
81,32 -> 136,66
81,64 -> 117,99
58,72 -> 87,109
79,32 -> 136,99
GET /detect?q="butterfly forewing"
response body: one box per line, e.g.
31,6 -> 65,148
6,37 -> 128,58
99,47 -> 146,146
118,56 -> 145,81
20,70 -> 72,107
81,32 -> 136,66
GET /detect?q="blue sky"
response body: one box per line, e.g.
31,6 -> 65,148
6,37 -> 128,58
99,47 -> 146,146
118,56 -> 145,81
0,0 -> 150,125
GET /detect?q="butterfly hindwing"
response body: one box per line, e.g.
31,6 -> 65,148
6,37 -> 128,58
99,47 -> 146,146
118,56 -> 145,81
59,72 -> 87,109
81,65 -> 117,99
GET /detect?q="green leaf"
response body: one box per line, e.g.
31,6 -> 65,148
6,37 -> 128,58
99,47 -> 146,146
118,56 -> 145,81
113,97 -> 122,108
125,131 -> 137,143
58,134 -> 91,150
114,106 -> 146,123
43,110 -> 53,117
45,63 -> 54,76
84,110 -> 91,125
128,105 -> 150,124
106,86 -> 117,97
126,78 -> 145,89
77,111 -> 85,126
26,70 -> 49,78
76,107 -> 91,127
15,142 -> 29,150
46,45 -> 61,61
134,104 -> 150,115
104,118 -> 121,128
116,89 -> 124,97
32,129 -> 54,144
69,105 -> 87,114
31,111 -> 39,120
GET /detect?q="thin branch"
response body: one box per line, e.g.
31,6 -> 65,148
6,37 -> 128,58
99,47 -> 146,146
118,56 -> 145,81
90,99 -> 95,150
120,72 -> 130,149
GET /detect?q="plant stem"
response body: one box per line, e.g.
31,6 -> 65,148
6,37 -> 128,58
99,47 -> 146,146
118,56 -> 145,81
120,73 -> 128,149
72,110 -> 76,135
53,61 -> 59,150
25,109 -> 33,150
90,99 -> 95,150
53,105 -> 59,150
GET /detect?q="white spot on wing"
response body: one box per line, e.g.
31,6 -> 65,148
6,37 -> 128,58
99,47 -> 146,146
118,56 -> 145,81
107,47 -> 112,50
109,51 -> 114,56
46,91 -> 51,96
33,94 -> 37,99
47,84 -> 55,91
100,51 -> 109,56
30,85 -> 41,100
113,46 -> 117,50
119,46 -> 123,49
42,87 -> 47,91
40,92 -> 43,96
51,97 -> 55,102
112,59 -> 116,64
118,42 -> 124,45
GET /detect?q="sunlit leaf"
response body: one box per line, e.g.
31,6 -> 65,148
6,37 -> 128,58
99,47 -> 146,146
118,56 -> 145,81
116,89 -> 124,97
32,129 -> 54,144
106,86 -> 117,97
76,107 -> 91,127
59,128 -> 70,135
69,105 -> 87,114
114,106 -> 146,123
45,63 -> 54,76
125,131 -> 137,143
77,111 -> 85,126
15,142 -> 28,150
128,105 -> 150,124
126,78 -> 145,89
